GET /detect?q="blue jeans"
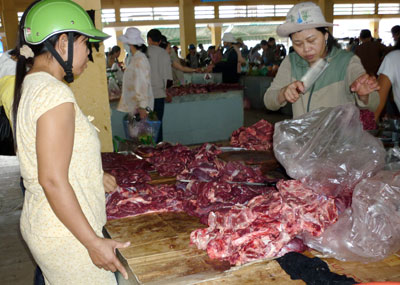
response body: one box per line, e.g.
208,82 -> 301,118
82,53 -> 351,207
154,98 -> 165,143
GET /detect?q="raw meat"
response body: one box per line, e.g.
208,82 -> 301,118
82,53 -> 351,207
166,83 -> 243,98
359,109 -> 377,130
101,152 -> 153,187
230,119 -> 274,151
190,180 -> 338,265
106,184 -> 184,220
182,181 -> 274,224
145,143 -> 195,177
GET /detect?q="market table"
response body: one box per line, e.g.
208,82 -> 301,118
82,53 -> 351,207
104,212 -> 400,285
163,90 -> 243,145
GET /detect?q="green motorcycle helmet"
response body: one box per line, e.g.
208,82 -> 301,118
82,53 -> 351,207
23,0 -> 109,44
21,0 -> 110,83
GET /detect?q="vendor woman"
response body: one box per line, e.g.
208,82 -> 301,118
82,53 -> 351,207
264,2 -> 380,118
13,0 -> 129,283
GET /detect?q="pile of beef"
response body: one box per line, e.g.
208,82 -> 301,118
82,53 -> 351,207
230,119 -> 274,151
101,153 -> 154,187
167,83 -> 243,98
190,180 -> 339,265
106,184 -> 184,220
104,143 -> 273,223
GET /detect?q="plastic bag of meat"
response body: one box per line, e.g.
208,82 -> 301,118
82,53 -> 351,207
300,170 -> 400,262
273,104 -> 385,197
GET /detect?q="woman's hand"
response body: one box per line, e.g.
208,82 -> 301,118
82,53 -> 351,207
87,237 -> 131,280
351,73 -> 380,104
103,172 -> 117,193
278,81 -> 305,104
138,108 -> 148,120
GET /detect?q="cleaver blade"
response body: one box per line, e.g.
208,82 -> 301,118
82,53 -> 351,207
300,58 -> 329,92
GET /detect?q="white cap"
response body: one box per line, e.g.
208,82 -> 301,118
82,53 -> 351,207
118,27 -> 145,45
222,32 -> 236,43
277,2 -> 333,37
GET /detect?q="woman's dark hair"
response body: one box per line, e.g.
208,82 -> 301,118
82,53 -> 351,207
109,45 -> 121,55
159,35 -> 168,49
12,0 -> 80,150
316,27 -> 340,53
133,44 -> 147,54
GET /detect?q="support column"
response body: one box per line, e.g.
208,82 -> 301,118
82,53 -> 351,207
115,29 -> 125,63
71,0 -> 113,152
370,18 -> 379,39
1,0 -> 19,50
179,0 -> 196,58
209,24 -> 222,47
318,0 -> 334,33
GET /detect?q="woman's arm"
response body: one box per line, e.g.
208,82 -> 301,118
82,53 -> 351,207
374,74 -> 392,121
172,60 -> 196,73
36,103 -> 129,278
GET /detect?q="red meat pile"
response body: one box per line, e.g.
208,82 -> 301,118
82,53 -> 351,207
190,180 -> 338,265
101,153 -> 154,187
230,119 -> 274,151
359,109 -> 377,130
182,181 -> 274,224
166,83 -> 243,98
145,143 -> 195,177
106,184 -> 185,220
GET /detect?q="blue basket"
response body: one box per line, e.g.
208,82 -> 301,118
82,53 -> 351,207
123,117 -> 161,143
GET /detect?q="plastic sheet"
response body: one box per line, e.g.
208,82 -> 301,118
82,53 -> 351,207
273,104 -> 386,197
301,170 -> 400,262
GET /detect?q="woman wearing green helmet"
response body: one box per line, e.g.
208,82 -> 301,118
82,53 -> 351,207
12,0 -> 129,283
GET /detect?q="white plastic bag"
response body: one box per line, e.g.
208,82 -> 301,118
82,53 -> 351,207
273,104 -> 385,197
301,170 -> 400,262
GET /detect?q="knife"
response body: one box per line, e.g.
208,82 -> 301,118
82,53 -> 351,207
300,58 -> 329,93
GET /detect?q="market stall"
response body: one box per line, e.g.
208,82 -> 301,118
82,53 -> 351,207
163,90 -> 243,145
110,84 -> 244,145
184,72 -> 222,85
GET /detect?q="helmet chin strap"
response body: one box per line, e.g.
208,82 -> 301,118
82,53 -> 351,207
44,32 -> 74,83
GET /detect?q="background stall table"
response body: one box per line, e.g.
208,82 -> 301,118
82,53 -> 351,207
163,90 -> 243,145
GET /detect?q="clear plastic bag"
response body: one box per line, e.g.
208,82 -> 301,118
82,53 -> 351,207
123,115 -> 161,145
273,104 -> 386,197
107,75 -> 121,99
301,170 -> 400,262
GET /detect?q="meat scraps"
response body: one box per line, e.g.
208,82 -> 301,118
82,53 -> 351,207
101,152 -> 153,187
190,180 -> 338,265
145,143 -> 195,177
106,184 -> 184,220
166,83 -> 243,98
230,119 -> 274,151
182,181 -> 274,224
359,109 -> 377,130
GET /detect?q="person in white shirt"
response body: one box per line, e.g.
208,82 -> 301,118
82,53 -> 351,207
374,29 -> 400,121
146,29 -> 173,142
117,27 -> 153,120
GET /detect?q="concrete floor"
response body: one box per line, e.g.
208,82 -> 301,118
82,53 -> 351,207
0,108 -> 289,285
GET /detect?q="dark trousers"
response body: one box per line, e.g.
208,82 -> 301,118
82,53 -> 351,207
154,98 -> 165,143
20,178 -> 45,285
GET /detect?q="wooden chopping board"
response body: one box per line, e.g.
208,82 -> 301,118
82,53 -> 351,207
104,213 -> 400,285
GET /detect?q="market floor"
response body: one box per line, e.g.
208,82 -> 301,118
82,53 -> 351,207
0,108 -> 289,285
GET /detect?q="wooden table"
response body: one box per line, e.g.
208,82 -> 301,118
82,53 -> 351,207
104,212 -> 400,285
